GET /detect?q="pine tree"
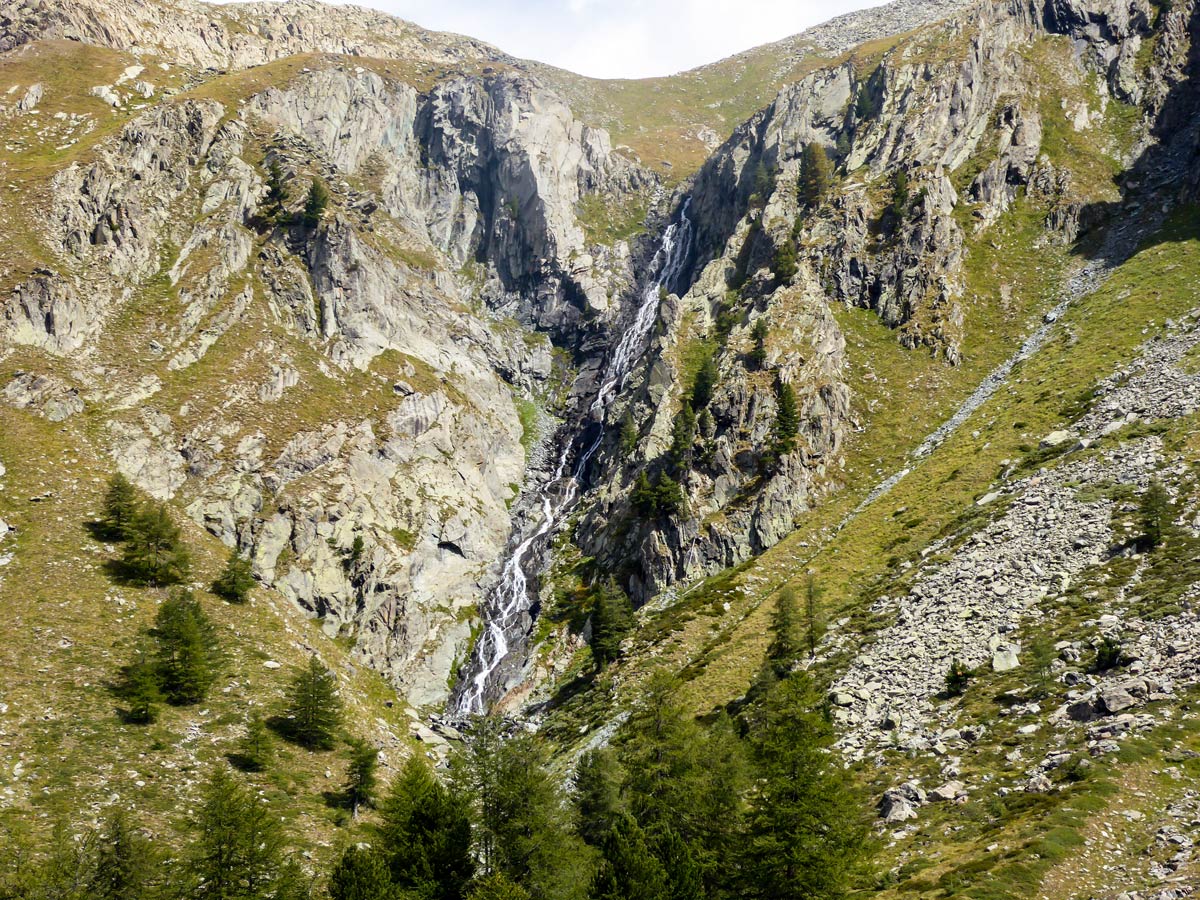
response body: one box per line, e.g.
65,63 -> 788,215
101,473 -> 140,540
742,673 -> 868,900
328,846 -> 393,900
591,580 -> 634,670
574,748 -> 627,846
264,160 -> 288,222
212,549 -> 255,604
945,658 -> 973,697
804,574 -> 821,659
344,738 -> 379,818
236,714 -> 273,773
89,809 -> 160,900
749,318 -> 769,370
380,755 -> 475,900
619,413 -> 639,455
591,816 -> 668,900
890,168 -> 910,223
120,501 -> 191,586
653,828 -> 702,900
120,643 -> 164,724
797,143 -> 832,208
302,179 -> 330,228
152,589 -> 221,705
453,725 -> 594,900
766,587 -> 799,675
283,655 -> 342,750
669,404 -> 696,474
655,473 -> 685,517
468,874 -> 530,900
690,354 -> 718,410
189,766 -> 295,900
1139,479 -> 1173,548
769,380 -> 801,462
772,241 -> 798,284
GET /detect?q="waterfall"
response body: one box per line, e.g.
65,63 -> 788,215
452,200 -> 694,715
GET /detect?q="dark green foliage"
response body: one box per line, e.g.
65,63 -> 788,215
749,318 -> 769,370
452,725 -> 594,900
632,469 -> 685,521
835,130 -> 852,159
119,644 -> 164,724
236,715 -> 274,773
762,379 -> 801,472
348,535 -> 366,568
715,290 -> 741,338
100,473 -> 139,540
328,846 -> 394,900
152,589 -> 222,705
380,756 -> 475,900
619,413 -> 639,455
654,473 -> 685,517
772,241 -> 797,284
749,161 -> 774,208
468,874 -> 530,900
669,404 -> 696,473
189,766 -> 303,900
890,169 -> 910,223
591,580 -> 634,670
797,143 -> 832,208
945,658 -> 973,697
591,816 -> 668,900
766,587 -> 799,676
653,829 -> 702,900
804,575 -> 822,659
574,749 -> 627,846
854,67 -> 884,121
264,160 -> 288,222
90,810 -> 161,900
1139,479 -> 1174,548
120,501 -> 191,586
742,674 -> 869,900
690,354 -> 718,410
283,656 -> 342,750
213,549 -> 256,603
620,671 -> 748,891
1092,635 -> 1125,673
345,738 -> 379,818
302,179 -> 330,228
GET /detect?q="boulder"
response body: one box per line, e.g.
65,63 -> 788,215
1099,684 -> 1137,714
929,780 -> 964,802
992,645 -> 1020,672
1039,430 -> 1079,449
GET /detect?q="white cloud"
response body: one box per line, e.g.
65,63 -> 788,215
239,0 -> 891,78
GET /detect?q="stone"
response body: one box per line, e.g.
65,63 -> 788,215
1099,684 -> 1137,714
929,780 -> 964,802
1039,430 -> 1078,449
992,645 -> 1020,672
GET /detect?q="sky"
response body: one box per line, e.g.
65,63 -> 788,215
321,0 -> 890,79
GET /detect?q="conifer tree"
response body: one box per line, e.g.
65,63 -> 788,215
1139,479 -> 1173,548
237,714 -> 274,773
101,473 -> 140,540
690,354 -> 718,410
302,179 -> 330,227
742,673 -> 868,900
152,589 -> 221,705
749,318 -> 769,370
212,549 -> 255,604
766,587 -> 799,676
89,809 -> 160,900
591,581 -> 634,670
328,846 -> 393,900
574,748 -> 627,847
619,413 -> 639,455
769,380 -> 801,464
344,738 -> 379,819
669,404 -> 696,474
380,755 -> 474,900
653,828 -> 702,900
890,168 -> 910,223
189,766 -> 296,900
468,874 -> 530,900
283,655 -> 342,750
264,160 -> 288,222
120,643 -> 164,724
772,241 -> 798,284
591,816 -> 668,900
798,143 -> 833,208
453,725 -> 594,900
121,502 -> 191,586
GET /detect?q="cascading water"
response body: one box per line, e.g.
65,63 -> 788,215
452,200 -> 694,715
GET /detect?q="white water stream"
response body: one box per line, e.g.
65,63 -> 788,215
454,201 -> 694,715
